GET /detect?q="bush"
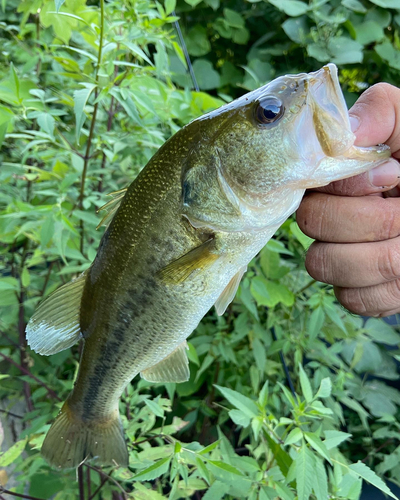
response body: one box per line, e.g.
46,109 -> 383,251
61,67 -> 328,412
1,0 -> 400,498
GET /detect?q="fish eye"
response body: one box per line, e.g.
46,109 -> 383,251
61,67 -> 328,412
255,96 -> 284,126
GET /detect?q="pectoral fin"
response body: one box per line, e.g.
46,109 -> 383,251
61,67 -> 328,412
140,342 -> 190,383
26,272 -> 87,355
157,238 -> 219,285
215,266 -> 247,316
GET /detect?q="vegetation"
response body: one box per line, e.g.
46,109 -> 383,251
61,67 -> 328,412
1,0 -> 400,498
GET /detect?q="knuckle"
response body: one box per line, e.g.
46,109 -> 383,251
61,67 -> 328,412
297,194 -> 328,239
305,243 -> 331,283
385,279 -> 400,309
379,205 -> 397,240
377,243 -> 400,281
335,287 -> 369,315
362,82 -> 397,106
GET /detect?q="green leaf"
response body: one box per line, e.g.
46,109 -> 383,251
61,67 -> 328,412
122,41 -> 153,66
313,457 -> 329,500
268,0 -> 308,16
223,8 -> 244,28
324,430 -> 352,450
74,83 -> 96,143
0,438 -> 27,466
215,385 -> 258,418
133,456 -> 171,481
202,480 -> 230,500
10,63 -> 20,102
264,431 -> 293,475
298,364 -> 313,403
193,59 -> 220,90
342,0 -> 367,12
365,318 -> 400,345
284,427 -> 302,446
252,338 -> 266,372
207,460 -> 244,479
37,113 -> 55,139
369,0 -> 400,6
144,399 -> 164,417
308,307 -> 325,341
0,277 -> 19,291
304,432 -> 332,464
229,409 -> 250,427
165,0 -> 176,15
54,0 -> 66,12
349,461 -> 399,499
296,443 -> 315,500
316,377 -> 331,399
290,222 -> 313,249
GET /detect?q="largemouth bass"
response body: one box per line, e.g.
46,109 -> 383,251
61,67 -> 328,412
26,64 -> 390,469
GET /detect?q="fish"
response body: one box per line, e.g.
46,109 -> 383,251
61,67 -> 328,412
26,63 -> 390,470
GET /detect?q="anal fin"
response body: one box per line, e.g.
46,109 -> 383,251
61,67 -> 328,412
157,238 -> 219,285
141,342 -> 190,383
215,266 -> 247,316
26,272 -> 87,355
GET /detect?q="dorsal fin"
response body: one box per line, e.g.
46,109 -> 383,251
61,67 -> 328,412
96,188 -> 128,230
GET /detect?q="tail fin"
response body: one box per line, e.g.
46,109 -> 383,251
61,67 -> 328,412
42,401 -> 128,470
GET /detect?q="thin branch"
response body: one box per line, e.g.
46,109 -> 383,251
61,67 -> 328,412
0,408 -> 24,419
84,464 -> 127,499
0,352 -> 61,401
88,475 -> 108,500
40,261 -> 54,297
0,488 -> 44,500
86,467 -> 91,499
78,0 -> 105,254
78,464 -> 85,500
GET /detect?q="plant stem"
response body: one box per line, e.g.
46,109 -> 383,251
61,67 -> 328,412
0,353 -> 61,401
78,464 -> 85,500
86,467 -> 91,499
88,475 -> 107,500
78,0 -> 105,254
0,408 -> 24,419
84,464 -> 127,499
0,488 -> 44,500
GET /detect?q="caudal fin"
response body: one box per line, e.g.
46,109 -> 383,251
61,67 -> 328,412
42,401 -> 128,469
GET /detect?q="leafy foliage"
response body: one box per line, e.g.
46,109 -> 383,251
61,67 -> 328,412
1,0 -> 400,498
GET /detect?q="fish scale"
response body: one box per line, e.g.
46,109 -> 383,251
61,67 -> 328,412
26,64 -> 391,469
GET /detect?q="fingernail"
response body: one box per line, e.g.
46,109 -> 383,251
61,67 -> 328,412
349,115 -> 360,133
369,159 -> 400,187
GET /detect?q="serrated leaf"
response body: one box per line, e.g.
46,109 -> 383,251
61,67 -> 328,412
298,364 -> 313,403
133,456 -> 171,481
296,443 -> 315,500
207,460 -> 244,478
0,438 -> 27,466
264,431 -> 293,475
304,432 -> 332,464
215,385 -> 258,418
324,430 -> 352,450
74,83 -> 96,143
313,457 -> 328,500
202,480 -> 230,500
349,461 -> 398,499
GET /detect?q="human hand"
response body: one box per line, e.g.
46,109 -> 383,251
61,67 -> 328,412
297,83 -> 400,317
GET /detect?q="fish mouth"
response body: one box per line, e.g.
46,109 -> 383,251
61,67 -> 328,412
305,63 -> 355,157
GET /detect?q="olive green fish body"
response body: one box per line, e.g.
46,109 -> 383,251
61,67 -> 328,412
26,64 -> 391,469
